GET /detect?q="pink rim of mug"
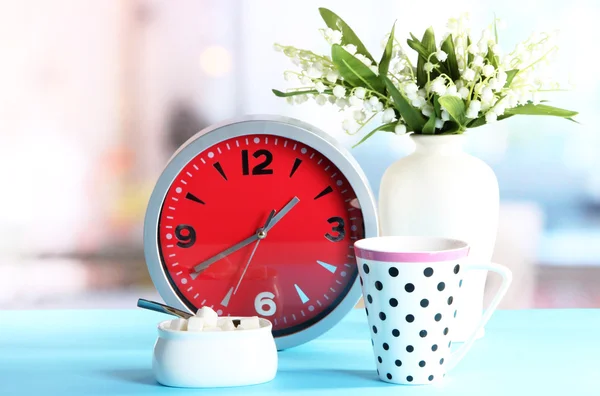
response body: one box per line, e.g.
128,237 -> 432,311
354,236 -> 470,263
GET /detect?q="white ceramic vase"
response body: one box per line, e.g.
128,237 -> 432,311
378,134 -> 499,342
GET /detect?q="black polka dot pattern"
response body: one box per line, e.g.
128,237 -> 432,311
431,344 -> 438,351
375,281 -> 383,291
405,283 -> 415,292
383,343 -> 389,351
454,310 -> 458,318
406,345 -> 414,353
454,264 -> 460,274
407,376 -> 413,382
378,356 -> 382,363
389,298 -> 398,307
447,296 -> 454,305
395,359 -> 402,367
406,314 -> 414,323
379,312 -> 386,321
387,373 -> 392,380
363,264 -> 370,274
392,329 -> 400,337
365,307 -> 369,316
388,267 -> 399,277
435,313 -> 442,321
437,282 -> 445,291
419,330 -> 427,338
428,375 -> 434,381
360,276 -> 363,286
367,294 -> 373,304
419,360 -> 426,367
459,279 -> 463,288
443,327 -> 449,336
420,299 -> 429,308
440,358 -> 445,365
372,325 -> 377,334
424,267 -> 434,277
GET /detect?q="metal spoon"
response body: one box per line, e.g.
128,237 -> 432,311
137,298 -> 193,319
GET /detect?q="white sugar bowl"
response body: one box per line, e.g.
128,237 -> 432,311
152,317 -> 278,388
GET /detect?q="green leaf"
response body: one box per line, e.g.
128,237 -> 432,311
504,103 -> 579,118
468,114 -> 513,128
438,96 -> 468,127
272,89 -> 331,97
352,122 -> 396,148
493,14 -> 499,44
331,45 -> 385,93
486,45 -> 499,68
422,114 -> 436,134
441,121 -> 462,133
319,8 -> 374,62
383,77 -> 426,132
416,27 -> 437,86
433,95 -> 441,118
379,22 -> 396,77
440,34 -> 460,81
504,69 -> 519,88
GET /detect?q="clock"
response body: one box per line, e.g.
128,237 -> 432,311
144,115 -> 378,349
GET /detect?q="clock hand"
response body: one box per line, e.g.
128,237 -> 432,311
189,197 -> 300,279
233,210 -> 275,295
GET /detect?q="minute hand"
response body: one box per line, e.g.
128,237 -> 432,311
265,196 -> 300,232
190,234 -> 258,279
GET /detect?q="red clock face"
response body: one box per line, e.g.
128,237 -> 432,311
158,134 -> 364,336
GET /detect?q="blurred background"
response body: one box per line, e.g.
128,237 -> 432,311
1,0 -> 598,310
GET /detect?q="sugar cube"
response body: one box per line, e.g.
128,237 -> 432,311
169,318 -> 188,331
187,316 -> 205,332
239,316 -> 260,330
196,306 -> 218,327
202,326 -> 222,332
217,318 -> 236,331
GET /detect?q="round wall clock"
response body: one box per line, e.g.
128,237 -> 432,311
144,115 -> 378,349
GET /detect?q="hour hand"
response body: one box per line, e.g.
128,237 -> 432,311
189,234 -> 258,279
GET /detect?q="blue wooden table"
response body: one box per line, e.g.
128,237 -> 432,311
1,309 -> 598,395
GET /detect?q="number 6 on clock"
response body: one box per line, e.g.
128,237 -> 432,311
254,292 -> 277,316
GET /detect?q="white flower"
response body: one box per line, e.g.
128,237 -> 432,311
300,75 -> 312,85
472,55 -> 484,67
327,29 -> 343,45
369,65 -> 379,74
315,81 -> 327,93
458,86 -> 470,99
497,70 -> 508,85
430,77 -> 447,95
482,64 -> 496,78
307,67 -> 321,78
294,94 -> 309,104
286,97 -> 294,105
349,95 -> 363,107
394,123 -> 407,135
326,70 -> 339,83
466,100 -> 481,118
355,54 -> 372,67
480,87 -> 494,103
292,57 -> 302,66
532,91 -> 541,105
411,96 -> 426,108
424,62 -> 435,72
435,118 -> 445,129
328,95 -> 336,104
404,82 -> 419,95
462,68 -> 476,81
467,44 -> 478,55
421,103 -> 434,117
491,44 -> 502,55
488,77 -> 502,91
369,96 -> 384,112
435,50 -> 448,62
382,108 -> 397,123
333,85 -> 346,98
342,118 -> 359,133
343,44 -> 357,55
485,111 -> 497,123
492,100 -> 506,116
273,43 -> 284,52
353,110 -> 366,122
354,87 -> 366,99
478,42 -> 488,54
441,110 -> 450,121
458,59 -> 465,70
284,71 -> 296,82
315,95 -> 328,106
446,85 -> 459,97
336,98 -> 349,109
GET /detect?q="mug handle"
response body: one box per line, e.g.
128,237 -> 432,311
446,262 -> 513,371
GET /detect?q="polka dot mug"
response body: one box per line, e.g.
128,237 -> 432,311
354,236 -> 512,385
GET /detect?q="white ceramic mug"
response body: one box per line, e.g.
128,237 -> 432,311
354,236 -> 512,385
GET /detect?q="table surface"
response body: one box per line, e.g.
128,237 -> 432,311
1,309 -> 599,395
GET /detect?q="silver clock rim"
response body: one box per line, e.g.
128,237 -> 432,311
143,114 -> 379,350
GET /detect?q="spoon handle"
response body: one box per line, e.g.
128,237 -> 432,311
137,298 -> 193,319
